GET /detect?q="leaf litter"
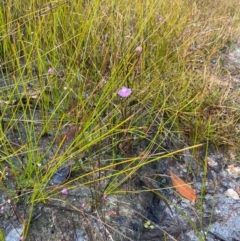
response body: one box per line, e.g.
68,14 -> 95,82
169,170 -> 197,202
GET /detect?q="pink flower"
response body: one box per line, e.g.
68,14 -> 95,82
118,86 -> 132,98
135,46 -> 142,53
158,17 -> 163,23
103,194 -> 108,201
48,68 -> 54,74
61,188 -> 68,195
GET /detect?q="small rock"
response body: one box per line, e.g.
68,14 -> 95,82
51,166 -> 71,185
225,188 -> 239,200
183,149 -> 193,164
226,165 -> 240,178
75,230 -> 87,241
207,157 -> 218,167
6,227 -> 23,241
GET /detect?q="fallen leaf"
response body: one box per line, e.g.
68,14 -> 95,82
225,188 -> 239,200
169,171 -> 197,202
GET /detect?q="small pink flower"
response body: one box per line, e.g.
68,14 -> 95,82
81,203 -> 85,208
48,68 -> 54,74
1,206 -> 4,211
103,194 -> 108,201
20,237 -> 24,241
61,188 -> 68,195
118,86 -> 132,98
135,46 -> 142,53
158,17 -> 163,23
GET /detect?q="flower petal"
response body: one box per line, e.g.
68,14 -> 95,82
118,86 -> 132,98
61,188 -> 68,195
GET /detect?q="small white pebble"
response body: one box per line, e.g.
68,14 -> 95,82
225,188 -> 239,200
207,157 -> 218,167
226,165 -> 240,178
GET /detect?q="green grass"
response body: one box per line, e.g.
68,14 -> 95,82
0,0 -> 240,239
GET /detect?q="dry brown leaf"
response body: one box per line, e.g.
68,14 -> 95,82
169,170 -> 197,202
